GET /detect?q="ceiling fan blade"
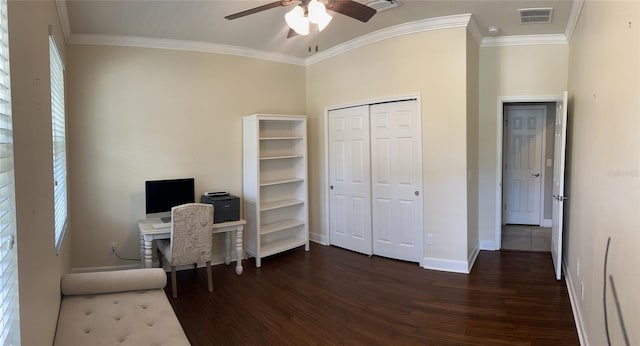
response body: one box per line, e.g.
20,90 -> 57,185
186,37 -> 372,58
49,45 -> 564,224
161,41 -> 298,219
327,0 -> 376,23
225,1 -> 289,20
286,28 -> 299,39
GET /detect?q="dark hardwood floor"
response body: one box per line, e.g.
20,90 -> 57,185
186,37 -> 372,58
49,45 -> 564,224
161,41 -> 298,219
164,243 -> 579,345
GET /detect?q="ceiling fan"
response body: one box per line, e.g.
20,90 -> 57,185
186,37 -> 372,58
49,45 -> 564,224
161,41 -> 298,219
225,0 -> 377,38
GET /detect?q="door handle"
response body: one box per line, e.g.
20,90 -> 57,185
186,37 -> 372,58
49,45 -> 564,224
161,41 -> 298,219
532,173 -> 540,177
553,195 -> 568,201
330,185 -> 334,190
415,191 -> 419,196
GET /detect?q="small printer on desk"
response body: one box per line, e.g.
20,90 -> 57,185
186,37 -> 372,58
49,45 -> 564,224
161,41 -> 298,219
200,192 -> 240,223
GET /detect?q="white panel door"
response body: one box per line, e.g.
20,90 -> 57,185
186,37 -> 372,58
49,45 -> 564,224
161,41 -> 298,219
551,92 -> 568,280
504,105 -> 545,225
328,106 -> 372,255
370,101 -> 422,262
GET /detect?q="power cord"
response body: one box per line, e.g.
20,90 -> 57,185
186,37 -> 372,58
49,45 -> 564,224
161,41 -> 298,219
112,248 -> 140,262
603,237 -> 630,346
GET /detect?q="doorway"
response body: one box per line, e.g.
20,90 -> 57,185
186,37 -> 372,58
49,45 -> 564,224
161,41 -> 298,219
498,99 -> 558,251
496,93 -> 569,279
503,104 -> 546,226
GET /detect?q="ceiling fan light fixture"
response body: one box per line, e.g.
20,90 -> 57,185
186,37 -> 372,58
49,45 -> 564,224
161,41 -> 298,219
285,5 -> 309,35
316,12 -> 333,32
308,0 -> 328,23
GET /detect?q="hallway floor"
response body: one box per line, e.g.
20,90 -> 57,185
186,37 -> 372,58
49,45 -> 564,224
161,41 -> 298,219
502,224 -> 551,251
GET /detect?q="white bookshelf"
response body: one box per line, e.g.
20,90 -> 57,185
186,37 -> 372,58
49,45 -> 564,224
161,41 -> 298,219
242,114 -> 309,267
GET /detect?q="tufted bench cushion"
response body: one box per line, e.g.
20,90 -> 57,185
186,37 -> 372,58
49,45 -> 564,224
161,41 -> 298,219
54,268 -> 190,346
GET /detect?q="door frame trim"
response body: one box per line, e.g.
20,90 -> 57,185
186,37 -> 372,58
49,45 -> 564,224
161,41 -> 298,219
324,93 -> 423,257
495,95 -> 563,250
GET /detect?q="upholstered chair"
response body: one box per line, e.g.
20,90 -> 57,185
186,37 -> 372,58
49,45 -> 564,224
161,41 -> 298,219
157,203 -> 214,298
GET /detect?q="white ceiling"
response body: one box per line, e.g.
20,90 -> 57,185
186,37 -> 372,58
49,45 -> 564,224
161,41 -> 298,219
61,0 -> 579,61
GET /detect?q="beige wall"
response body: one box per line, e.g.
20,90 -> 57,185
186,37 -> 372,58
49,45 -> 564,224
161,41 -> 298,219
566,1 -> 639,344
466,31 -> 480,260
306,27 -> 471,263
8,1 -> 71,345
67,45 -> 306,268
478,44 -> 569,245
542,102 -> 555,219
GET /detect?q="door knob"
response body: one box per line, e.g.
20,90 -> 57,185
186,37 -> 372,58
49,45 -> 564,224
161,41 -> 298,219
532,173 -> 540,177
415,191 -> 419,196
330,185 -> 334,190
553,195 -> 568,201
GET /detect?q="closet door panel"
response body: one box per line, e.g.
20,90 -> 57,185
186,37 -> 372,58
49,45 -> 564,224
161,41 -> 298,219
371,101 -> 423,262
374,197 -> 392,244
328,106 -> 372,255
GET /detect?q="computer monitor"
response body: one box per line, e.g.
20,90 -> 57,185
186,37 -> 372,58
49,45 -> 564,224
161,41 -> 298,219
145,178 -> 195,216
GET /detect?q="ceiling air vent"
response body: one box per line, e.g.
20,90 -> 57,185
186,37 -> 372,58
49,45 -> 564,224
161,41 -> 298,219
357,0 -> 401,12
518,7 -> 553,24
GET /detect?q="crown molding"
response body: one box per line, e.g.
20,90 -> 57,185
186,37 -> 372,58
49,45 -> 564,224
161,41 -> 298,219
55,0 -> 575,66
67,34 -> 306,66
480,34 -> 568,47
55,0 -> 71,42
565,0 -> 585,43
305,14 -> 473,66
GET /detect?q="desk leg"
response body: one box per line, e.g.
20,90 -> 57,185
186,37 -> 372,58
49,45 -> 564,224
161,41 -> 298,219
140,233 -> 145,268
235,227 -> 243,275
224,232 -> 231,265
143,236 -> 153,268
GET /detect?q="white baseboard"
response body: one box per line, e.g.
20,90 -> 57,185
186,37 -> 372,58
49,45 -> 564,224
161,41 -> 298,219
310,232 -> 329,245
421,256 -> 470,274
480,240 -> 498,250
563,260 -> 588,346
542,219 -> 552,227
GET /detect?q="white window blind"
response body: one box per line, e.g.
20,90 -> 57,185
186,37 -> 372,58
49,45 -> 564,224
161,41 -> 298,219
0,0 -> 20,343
49,30 -> 67,253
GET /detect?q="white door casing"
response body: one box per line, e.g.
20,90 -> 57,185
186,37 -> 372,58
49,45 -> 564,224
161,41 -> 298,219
328,106 -> 372,255
504,105 -> 545,225
370,101 -> 423,262
551,91 -> 568,280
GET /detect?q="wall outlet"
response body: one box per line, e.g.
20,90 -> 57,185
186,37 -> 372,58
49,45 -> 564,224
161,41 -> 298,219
110,242 -> 118,253
426,234 -> 433,246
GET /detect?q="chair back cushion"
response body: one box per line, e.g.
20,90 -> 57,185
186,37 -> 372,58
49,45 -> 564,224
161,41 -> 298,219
170,203 -> 214,265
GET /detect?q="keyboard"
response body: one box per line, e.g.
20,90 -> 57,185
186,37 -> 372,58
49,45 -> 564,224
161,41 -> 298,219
151,223 -> 170,229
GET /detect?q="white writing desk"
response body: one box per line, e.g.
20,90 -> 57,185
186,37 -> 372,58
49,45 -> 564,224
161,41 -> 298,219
137,218 -> 246,274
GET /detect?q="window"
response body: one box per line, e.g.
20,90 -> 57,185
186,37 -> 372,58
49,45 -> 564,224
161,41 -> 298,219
0,0 -> 19,343
50,28 -> 67,253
